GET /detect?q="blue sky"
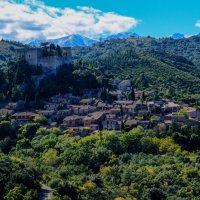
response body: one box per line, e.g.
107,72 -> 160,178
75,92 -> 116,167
1,0 -> 200,40
42,0 -> 200,37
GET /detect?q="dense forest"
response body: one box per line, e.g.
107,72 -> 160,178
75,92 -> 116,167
0,117 -> 200,199
73,35 -> 200,66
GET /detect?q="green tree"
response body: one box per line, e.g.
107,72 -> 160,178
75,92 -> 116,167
34,115 -> 47,125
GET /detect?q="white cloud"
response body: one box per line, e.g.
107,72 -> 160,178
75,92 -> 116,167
0,0 -> 139,41
195,20 -> 200,28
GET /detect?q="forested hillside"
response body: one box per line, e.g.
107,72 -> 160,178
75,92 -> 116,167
0,40 -> 26,64
73,39 -> 200,100
73,36 -> 200,66
2,37 -> 200,101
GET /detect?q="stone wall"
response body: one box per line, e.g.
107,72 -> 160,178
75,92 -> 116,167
16,47 -> 72,86
16,47 -> 72,70
25,48 -> 42,66
38,56 -> 71,72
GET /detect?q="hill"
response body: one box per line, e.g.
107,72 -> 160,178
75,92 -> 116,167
2,36 -> 200,99
0,39 -> 26,65
72,39 -> 200,98
73,35 -> 200,66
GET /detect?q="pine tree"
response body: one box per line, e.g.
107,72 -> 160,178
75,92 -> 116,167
130,87 -> 135,101
141,91 -> 146,102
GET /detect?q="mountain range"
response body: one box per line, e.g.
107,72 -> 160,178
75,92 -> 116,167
27,32 -> 140,47
27,32 -> 200,48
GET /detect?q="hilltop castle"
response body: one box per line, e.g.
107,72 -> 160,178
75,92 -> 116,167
16,46 -> 72,73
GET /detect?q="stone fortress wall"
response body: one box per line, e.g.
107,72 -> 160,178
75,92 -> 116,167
16,46 -> 72,86
16,47 -> 72,72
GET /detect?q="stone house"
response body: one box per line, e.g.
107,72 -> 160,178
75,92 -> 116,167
187,109 -> 200,120
186,119 -> 200,126
56,109 -> 71,118
44,103 -> 60,111
71,105 -> 97,115
106,113 -> 117,119
0,109 -> 14,117
90,124 -> 100,132
96,101 -> 110,111
125,119 -> 138,129
11,112 -> 39,123
109,108 -> 121,116
133,102 -> 148,112
162,102 -> 182,113
171,114 -> 187,123
164,113 -> 173,120
67,127 -> 91,137
150,115 -> 162,124
37,110 -> 55,118
110,90 -> 124,101
63,115 -> 84,127
115,101 -> 134,106
80,98 -> 95,106
102,119 -> 121,130
137,110 -> 149,118
118,80 -> 132,92
164,120 -> 173,126
83,111 -> 105,126
123,105 -> 135,114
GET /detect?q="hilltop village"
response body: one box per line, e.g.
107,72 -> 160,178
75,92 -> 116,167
1,39 -> 200,199
1,77 -> 200,136
0,45 -> 200,136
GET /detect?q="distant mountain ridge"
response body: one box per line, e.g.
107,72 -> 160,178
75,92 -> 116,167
27,32 -> 141,47
28,32 -> 200,47
49,34 -> 98,47
2,32 -> 200,66
28,34 -> 97,47
101,32 -> 140,41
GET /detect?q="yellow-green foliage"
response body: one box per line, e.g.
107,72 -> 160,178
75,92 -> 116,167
177,108 -> 189,118
1,125 -> 200,200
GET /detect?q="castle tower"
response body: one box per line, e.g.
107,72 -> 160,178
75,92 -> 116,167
16,46 -> 72,72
